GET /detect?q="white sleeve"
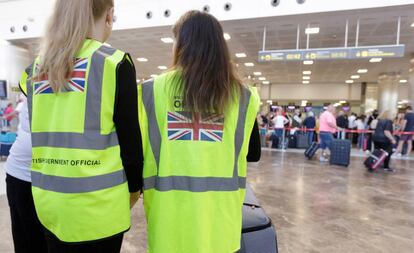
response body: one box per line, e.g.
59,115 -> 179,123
15,102 -> 24,113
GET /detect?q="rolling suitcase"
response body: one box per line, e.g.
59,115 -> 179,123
364,149 -> 388,172
296,132 -> 309,149
271,135 -> 279,149
304,142 -> 319,159
287,135 -> 297,148
240,185 -> 278,253
329,139 -> 351,167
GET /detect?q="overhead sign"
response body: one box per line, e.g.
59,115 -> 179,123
258,45 -> 405,62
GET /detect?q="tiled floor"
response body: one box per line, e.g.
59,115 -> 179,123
1,150 -> 414,253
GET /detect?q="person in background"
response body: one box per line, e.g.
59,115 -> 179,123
373,110 -> 397,171
303,111 -> 316,145
272,109 -> 289,140
290,109 -> 302,134
3,102 -> 16,127
395,106 -> 414,157
336,111 -> 348,139
318,104 -> 342,162
393,112 -> 405,148
18,0 -> 142,252
5,95 -> 48,253
366,110 -> 379,152
355,115 -> 367,151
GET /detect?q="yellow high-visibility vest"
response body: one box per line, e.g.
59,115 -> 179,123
20,39 -> 130,242
138,71 -> 260,253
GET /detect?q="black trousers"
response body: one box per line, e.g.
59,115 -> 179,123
6,174 -> 47,253
374,141 -> 393,168
45,231 -> 124,253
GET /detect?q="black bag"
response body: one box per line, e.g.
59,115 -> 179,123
271,135 -> 279,149
240,185 -> 278,253
304,142 -> 319,159
296,132 -> 309,149
364,149 -> 388,171
329,139 -> 351,167
287,135 -> 297,148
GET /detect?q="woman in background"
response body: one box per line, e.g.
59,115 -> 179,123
373,111 -> 397,172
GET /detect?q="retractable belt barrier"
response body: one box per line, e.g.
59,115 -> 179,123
262,127 -> 414,135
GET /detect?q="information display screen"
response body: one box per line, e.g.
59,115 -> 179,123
258,45 -> 405,62
0,80 -> 7,99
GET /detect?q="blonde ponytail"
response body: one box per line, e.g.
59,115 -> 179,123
37,0 -> 113,92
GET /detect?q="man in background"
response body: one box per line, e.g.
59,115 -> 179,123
395,106 -> 414,157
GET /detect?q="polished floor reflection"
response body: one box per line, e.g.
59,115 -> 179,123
1,151 -> 414,252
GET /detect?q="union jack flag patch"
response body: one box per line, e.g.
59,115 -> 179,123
167,111 -> 224,142
33,58 -> 88,94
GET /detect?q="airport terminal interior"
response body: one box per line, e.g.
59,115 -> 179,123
1,0 -> 414,252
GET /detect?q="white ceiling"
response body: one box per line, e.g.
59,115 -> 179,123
12,4 -> 414,86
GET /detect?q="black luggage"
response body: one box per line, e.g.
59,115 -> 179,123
240,185 -> 278,253
271,135 -> 279,149
329,139 -> 351,167
364,149 -> 388,172
287,135 -> 297,148
296,132 -> 309,149
304,142 -> 319,159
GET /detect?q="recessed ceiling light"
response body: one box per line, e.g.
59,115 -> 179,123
136,79 -> 140,83
244,62 -> 254,67
410,68 -> 413,72
303,70 -> 312,75
137,57 -> 148,62
305,27 -> 320,34
303,60 -> 314,65
266,100 -> 272,103
399,79 -> 408,83
339,100 -> 347,104
158,66 -> 168,70
411,22 -> 414,27
302,81 -> 310,84
253,72 -> 262,76
160,37 -> 174,43
235,53 -> 247,58
369,58 -> 382,63
223,33 -> 231,40
357,69 -> 368,74
351,75 -> 360,79
259,77 -> 266,81
150,74 -> 158,78
303,76 -> 311,80
262,81 -> 270,85
345,80 -> 354,84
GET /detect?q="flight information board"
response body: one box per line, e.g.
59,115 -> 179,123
258,45 -> 405,62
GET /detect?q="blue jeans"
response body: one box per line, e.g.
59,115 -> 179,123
274,129 -> 284,139
358,133 -> 365,149
307,131 -> 314,145
319,131 -> 334,150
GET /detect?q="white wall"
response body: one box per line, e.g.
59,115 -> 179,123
1,0 -> 414,40
0,41 -> 31,104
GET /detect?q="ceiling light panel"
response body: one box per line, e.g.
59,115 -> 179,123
235,53 -> 247,58
160,37 -> 174,43
305,27 -> 320,34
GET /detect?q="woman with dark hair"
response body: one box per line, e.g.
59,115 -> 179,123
138,10 -> 261,253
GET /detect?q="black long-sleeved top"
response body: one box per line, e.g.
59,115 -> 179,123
114,57 -> 142,193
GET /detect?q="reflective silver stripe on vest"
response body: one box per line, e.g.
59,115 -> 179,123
31,170 -> 126,194
141,80 -> 251,192
27,45 -> 119,150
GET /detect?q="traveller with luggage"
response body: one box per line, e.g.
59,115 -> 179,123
395,106 -> 414,157
372,110 -> 397,172
318,104 -> 343,162
303,111 -> 316,146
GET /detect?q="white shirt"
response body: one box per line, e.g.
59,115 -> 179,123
355,119 -> 365,130
348,115 -> 356,129
272,115 -> 288,129
5,99 -> 32,182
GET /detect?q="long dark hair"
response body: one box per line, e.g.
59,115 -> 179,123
171,10 -> 242,114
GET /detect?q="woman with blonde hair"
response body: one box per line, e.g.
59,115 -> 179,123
15,0 -> 142,252
372,110 -> 397,171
